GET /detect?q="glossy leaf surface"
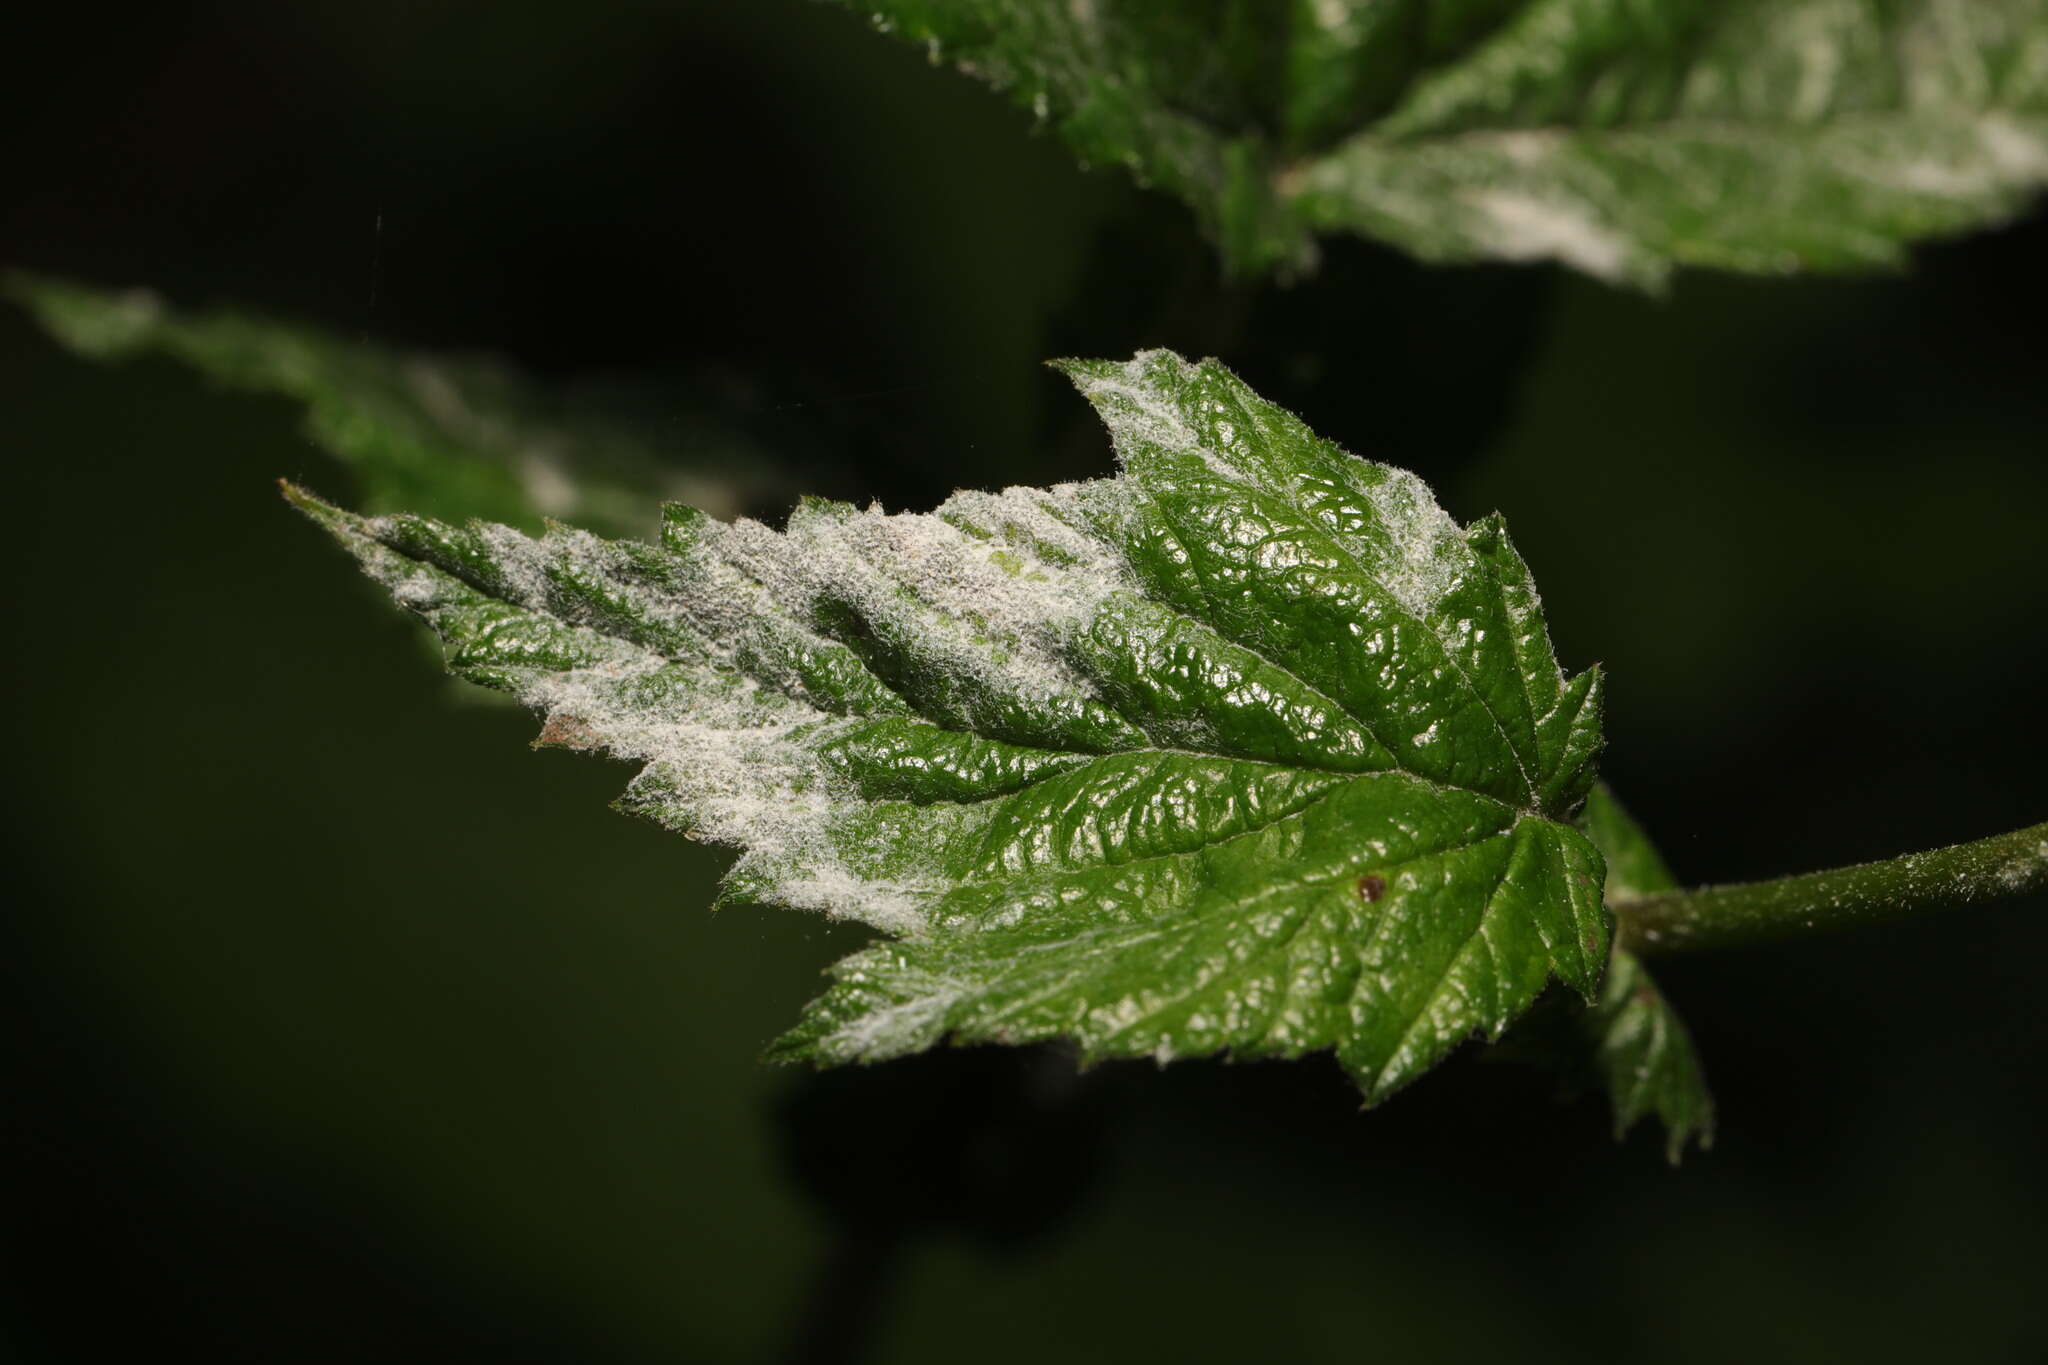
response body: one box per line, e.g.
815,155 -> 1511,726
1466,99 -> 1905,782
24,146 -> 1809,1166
842,0 -> 2048,284
9,272 -> 782,537
1580,784 -> 1715,1158
294,351 -> 1608,1103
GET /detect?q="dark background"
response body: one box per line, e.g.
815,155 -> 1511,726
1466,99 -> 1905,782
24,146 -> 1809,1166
4,4 -> 2045,1361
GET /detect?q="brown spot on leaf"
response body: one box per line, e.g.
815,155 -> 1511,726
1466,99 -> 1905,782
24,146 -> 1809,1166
535,713 -> 601,750
1356,874 -> 1386,903
1582,930 -> 1601,957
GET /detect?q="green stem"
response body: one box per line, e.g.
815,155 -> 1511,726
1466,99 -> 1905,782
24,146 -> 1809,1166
1614,821 -> 2048,955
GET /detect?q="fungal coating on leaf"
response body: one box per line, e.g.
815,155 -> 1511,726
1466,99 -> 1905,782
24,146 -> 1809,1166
291,350 -> 1611,1105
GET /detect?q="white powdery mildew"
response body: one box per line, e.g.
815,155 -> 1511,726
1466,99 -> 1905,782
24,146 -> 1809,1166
1977,113 -> 2048,179
1067,354 -> 1258,486
467,518 -> 725,670
475,519 -> 557,604
638,494 -> 1141,929
1350,465 -> 1467,620
377,481 -> 1150,935
520,654 -> 936,934
654,517 -> 811,665
355,512 -> 956,934
816,961 -> 969,1060
343,347 -> 1581,950
707,514 -> 806,606
1461,189 -> 1631,282
938,482 -> 1112,575
824,501 -> 1099,657
770,865 -> 932,934
1995,838 -> 2048,894
1084,353 -> 1473,619
387,558 -> 460,612
1866,113 -> 2048,199
726,488 -> 1134,717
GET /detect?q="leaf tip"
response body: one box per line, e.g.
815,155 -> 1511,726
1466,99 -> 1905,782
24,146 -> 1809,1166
8,270 -> 167,358
1464,510 -> 1509,549
759,1030 -> 817,1067
1044,354 -> 1120,387
1347,1048 -> 1429,1111
1049,348 -> 1206,392
1664,1127 -> 1711,1166
279,478 -> 333,517
279,479 -> 360,534
659,500 -> 713,553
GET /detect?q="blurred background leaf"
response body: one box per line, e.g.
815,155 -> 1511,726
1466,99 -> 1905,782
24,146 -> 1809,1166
8,270 -> 793,535
844,0 -> 2048,283
2,2 -> 2045,1363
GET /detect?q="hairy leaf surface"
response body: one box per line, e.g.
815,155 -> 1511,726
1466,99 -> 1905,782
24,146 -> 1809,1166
1581,784 -> 1715,1158
841,0 -> 2048,284
294,351 -> 1608,1102
9,272 -> 782,537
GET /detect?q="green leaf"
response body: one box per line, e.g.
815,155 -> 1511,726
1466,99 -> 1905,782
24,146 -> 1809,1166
842,0 -> 2048,285
7,272 -> 783,537
1580,784 -> 1714,1159
291,350 -> 1608,1105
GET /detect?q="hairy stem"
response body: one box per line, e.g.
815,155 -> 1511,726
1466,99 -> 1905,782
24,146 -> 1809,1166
1614,821 -> 2048,955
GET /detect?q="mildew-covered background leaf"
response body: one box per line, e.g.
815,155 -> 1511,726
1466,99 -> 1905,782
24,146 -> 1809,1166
294,349 -> 1610,1106
840,0 -> 2048,284
7,272 -> 786,536
1580,783 -> 1714,1159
